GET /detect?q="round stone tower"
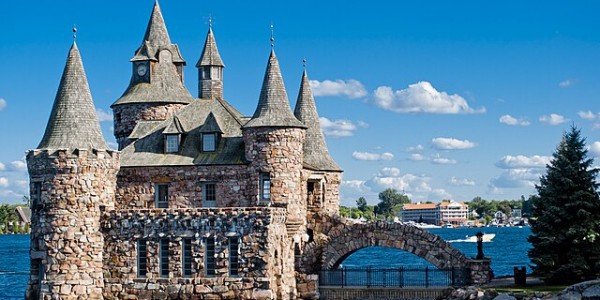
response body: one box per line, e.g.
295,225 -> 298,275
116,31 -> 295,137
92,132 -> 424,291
242,48 -> 306,299
26,41 -> 119,300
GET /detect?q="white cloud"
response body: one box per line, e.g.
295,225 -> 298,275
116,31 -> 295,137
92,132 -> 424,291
409,153 -> 425,161
406,145 -> 425,152
372,81 -> 485,114
379,167 -> 401,177
319,117 -> 366,137
0,162 -> 4,171
449,176 -> 475,186
107,141 -> 119,150
559,79 -> 573,88
9,160 -> 27,172
96,108 -> 113,122
578,110 -> 599,121
14,180 -> 28,190
0,177 -> 8,187
495,155 -> 551,169
431,137 -> 477,150
0,98 -> 6,111
310,79 -> 367,99
432,155 -> 457,165
590,142 -> 600,157
366,172 -> 431,194
539,113 -> 567,125
429,189 -> 453,201
499,114 -> 530,126
352,151 -> 394,161
489,168 -> 543,189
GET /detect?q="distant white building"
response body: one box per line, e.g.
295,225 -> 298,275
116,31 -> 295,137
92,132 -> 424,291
438,201 -> 470,226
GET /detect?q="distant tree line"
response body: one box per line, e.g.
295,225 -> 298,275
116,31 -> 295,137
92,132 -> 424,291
466,195 -> 533,223
339,188 -> 410,221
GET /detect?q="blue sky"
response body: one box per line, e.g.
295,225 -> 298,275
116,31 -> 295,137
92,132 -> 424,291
2,1 -> 600,206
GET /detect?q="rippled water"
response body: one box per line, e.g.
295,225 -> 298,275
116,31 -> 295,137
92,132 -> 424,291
0,227 -> 531,298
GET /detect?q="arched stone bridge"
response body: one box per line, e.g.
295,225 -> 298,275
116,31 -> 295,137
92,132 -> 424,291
296,213 -> 491,289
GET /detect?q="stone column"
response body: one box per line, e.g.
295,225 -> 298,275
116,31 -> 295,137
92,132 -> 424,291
26,149 -> 119,300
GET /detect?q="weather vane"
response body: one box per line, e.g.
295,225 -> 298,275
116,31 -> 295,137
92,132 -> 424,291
208,14 -> 212,29
72,25 -> 77,41
303,58 -> 307,69
270,23 -> 274,49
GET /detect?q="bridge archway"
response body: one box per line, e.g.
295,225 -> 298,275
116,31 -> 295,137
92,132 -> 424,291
320,221 -> 470,271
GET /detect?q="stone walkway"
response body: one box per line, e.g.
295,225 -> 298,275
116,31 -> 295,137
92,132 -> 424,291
483,276 -> 544,288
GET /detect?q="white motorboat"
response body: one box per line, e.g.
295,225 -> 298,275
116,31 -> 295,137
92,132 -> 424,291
465,233 -> 495,242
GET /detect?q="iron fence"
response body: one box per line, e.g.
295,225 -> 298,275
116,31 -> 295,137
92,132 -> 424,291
318,267 -> 470,288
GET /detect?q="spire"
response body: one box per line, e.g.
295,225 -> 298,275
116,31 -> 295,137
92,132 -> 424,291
142,0 -> 171,48
244,50 -> 305,128
38,42 -> 108,150
196,26 -> 224,67
131,0 -> 185,63
294,67 -> 341,171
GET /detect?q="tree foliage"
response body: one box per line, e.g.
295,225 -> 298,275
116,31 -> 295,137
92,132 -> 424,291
375,188 -> 410,218
528,126 -> 600,284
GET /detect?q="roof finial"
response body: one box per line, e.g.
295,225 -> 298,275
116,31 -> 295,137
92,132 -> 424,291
303,58 -> 307,70
270,23 -> 275,49
208,14 -> 213,29
72,25 -> 77,41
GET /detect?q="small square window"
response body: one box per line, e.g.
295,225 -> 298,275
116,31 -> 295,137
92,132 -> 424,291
202,133 -> 216,152
203,183 -> 216,207
165,135 -> 179,153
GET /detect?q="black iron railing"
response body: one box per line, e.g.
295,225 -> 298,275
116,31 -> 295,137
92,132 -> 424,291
318,267 -> 469,288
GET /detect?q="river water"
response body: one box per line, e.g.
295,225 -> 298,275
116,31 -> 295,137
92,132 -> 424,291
0,227 -> 531,299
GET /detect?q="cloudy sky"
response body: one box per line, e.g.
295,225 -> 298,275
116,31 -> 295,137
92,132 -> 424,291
2,1 -> 600,206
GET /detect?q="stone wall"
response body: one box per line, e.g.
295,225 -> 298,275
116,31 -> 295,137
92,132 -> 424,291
113,103 -> 186,150
116,165 -> 253,209
26,149 -> 120,300
468,259 -> 492,285
102,207 -> 294,300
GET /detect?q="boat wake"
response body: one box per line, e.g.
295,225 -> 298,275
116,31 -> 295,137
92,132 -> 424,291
448,239 -> 493,243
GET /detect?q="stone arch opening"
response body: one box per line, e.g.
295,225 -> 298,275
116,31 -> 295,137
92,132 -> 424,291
331,246 -> 440,270
321,222 -> 470,271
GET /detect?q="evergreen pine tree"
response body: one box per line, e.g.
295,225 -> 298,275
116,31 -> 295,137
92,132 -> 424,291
528,126 -> 600,284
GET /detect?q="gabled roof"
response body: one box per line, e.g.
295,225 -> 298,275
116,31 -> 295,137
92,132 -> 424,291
294,69 -> 342,172
196,27 -> 224,67
163,116 -> 184,134
244,50 -> 306,129
15,206 -> 31,224
199,112 -> 224,133
131,0 -> 185,63
38,42 -> 108,150
120,98 -> 246,167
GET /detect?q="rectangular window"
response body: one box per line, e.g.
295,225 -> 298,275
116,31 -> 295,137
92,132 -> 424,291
32,182 -> 42,209
137,239 -> 147,278
205,237 -> 216,277
203,182 -> 216,207
182,238 -> 192,277
260,173 -> 271,202
202,133 -> 216,152
228,237 -> 239,276
165,135 -> 179,153
160,239 -> 169,278
155,183 -> 168,208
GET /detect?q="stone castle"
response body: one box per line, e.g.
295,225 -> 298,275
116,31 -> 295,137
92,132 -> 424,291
26,1 -> 342,299
25,2 -> 492,299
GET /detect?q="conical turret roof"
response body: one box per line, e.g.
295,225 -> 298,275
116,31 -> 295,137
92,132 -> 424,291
131,0 -> 185,63
294,69 -> 341,171
196,27 -> 224,67
244,50 -> 306,128
38,42 -> 108,150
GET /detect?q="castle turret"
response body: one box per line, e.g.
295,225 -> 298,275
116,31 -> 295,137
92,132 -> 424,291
111,0 -> 193,150
26,41 -> 119,300
196,23 -> 225,100
293,67 -> 343,215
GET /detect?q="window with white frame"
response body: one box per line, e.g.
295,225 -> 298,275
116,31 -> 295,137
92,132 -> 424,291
155,183 -> 168,208
165,134 -> 180,153
260,173 -> 271,202
203,182 -> 216,207
202,133 -> 216,152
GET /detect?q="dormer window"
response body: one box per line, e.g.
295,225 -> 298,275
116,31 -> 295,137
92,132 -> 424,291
202,133 -> 217,152
164,134 -> 180,153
